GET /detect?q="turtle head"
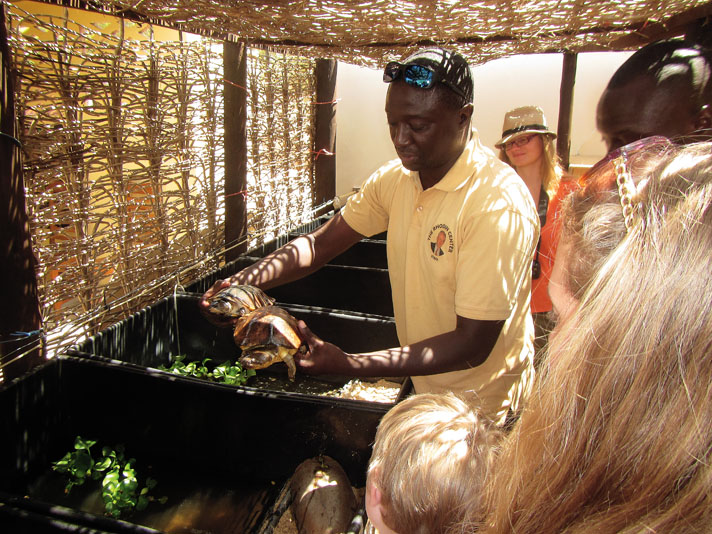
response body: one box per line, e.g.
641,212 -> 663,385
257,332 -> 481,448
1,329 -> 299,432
239,347 -> 278,370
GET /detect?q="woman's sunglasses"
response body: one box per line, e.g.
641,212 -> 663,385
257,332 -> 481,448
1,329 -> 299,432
578,135 -> 673,232
383,61 -> 467,101
578,136 -> 672,187
504,134 -> 537,151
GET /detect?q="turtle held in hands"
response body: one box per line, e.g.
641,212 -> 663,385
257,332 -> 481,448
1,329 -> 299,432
234,305 -> 306,381
201,284 -> 275,327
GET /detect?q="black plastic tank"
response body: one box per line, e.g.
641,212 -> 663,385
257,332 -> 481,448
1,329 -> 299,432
0,356 -> 388,533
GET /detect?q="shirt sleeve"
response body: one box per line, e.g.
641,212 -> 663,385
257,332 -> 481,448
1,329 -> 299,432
454,207 -> 538,321
341,160 -> 400,237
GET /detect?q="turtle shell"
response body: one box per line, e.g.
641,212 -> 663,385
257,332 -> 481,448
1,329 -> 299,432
202,284 -> 275,327
233,305 -> 302,351
234,306 -> 304,379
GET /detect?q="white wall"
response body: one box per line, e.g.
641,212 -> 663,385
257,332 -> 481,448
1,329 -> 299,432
334,62 -> 393,193
334,51 -> 633,194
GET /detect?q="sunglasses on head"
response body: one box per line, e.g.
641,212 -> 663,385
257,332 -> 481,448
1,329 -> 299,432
383,61 -> 467,101
578,136 -> 672,187
578,135 -> 673,232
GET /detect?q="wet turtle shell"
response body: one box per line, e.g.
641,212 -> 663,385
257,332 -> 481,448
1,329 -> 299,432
202,284 -> 275,327
234,305 -> 305,380
290,456 -> 358,534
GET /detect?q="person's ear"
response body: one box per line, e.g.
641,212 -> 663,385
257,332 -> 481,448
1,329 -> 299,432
694,104 -> 712,131
459,102 -> 474,126
366,476 -> 383,506
366,479 -> 399,534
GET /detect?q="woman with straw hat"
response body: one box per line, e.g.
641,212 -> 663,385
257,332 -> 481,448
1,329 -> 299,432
495,105 -> 577,366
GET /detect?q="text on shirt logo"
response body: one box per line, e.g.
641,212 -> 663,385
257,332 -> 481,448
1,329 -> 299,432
427,224 -> 453,259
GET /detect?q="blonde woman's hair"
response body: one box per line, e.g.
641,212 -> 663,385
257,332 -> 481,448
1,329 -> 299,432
368,392 -> 501,534
499,134 -> 563,198
479,141 -> 712,534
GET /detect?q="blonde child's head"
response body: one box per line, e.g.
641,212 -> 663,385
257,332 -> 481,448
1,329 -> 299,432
366,392 -> 500,534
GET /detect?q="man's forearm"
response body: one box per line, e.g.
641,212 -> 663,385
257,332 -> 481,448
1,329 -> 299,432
229,235 -> 317,290
229,213 -> 365,290
298,318 -> 503,377
351,330 -> 495,376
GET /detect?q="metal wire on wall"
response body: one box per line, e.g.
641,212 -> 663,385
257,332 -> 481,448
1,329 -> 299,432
245,46 -> 315,249
5,2 -> 317,361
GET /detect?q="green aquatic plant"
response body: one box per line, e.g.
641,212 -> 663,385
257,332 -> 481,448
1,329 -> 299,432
159,355 -> 256,385
52,436 -> 167,518
52,436 -> 97,494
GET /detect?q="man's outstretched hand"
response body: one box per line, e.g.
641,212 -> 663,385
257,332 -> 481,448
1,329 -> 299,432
295,319 -> 351,376
198,278 -> 232,309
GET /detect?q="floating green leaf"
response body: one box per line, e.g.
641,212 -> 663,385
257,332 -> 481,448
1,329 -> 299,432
159,355 -> 255,385
52,437 -> 166,519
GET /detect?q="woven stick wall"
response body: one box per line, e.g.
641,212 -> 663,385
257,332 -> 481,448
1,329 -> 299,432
245,46 -> 315,246
6,2 -> 316,358
27,0 -> 712,67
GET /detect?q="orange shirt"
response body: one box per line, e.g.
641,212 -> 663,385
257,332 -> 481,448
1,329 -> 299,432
531,177 -> 579,313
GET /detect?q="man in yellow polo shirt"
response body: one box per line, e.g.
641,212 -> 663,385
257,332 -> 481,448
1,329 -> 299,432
201,47 -> 539,424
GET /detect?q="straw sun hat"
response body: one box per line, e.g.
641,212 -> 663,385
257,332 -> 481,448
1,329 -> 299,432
495,105 -> 557,148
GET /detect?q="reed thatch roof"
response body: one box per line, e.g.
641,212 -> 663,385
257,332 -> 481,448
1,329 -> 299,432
34,0 -> 712,66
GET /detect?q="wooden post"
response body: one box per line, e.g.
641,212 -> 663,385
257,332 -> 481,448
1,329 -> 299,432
224,40 -> 248,261
557,51 -> 577,172
1,4 -> 42,380
313,58 -> 337,214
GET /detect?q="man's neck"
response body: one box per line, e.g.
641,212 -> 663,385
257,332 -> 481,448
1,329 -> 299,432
419,139 -> 469,190
419,172 -> 444,190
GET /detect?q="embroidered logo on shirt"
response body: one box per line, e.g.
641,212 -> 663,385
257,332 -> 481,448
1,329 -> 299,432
428,225 -> 453,259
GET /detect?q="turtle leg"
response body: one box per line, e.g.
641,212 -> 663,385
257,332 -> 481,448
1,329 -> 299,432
283,352 -> 297,381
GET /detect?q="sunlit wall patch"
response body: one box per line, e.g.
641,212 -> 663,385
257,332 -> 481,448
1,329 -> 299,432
427,224 -> 454,259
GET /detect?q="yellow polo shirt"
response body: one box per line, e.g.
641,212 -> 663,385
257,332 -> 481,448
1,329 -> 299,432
342,131 -> 538,423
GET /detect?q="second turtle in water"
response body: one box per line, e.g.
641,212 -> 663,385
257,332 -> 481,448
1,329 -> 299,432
233,305 -> 306,380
